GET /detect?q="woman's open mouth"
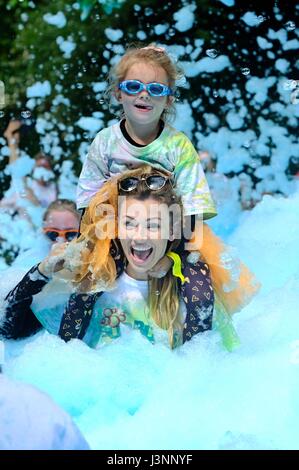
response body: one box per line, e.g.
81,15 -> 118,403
130,245 -> 153,263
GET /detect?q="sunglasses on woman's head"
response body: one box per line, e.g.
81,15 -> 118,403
119,80 -> 173,97
119,175 -> 173,192
43,228 -> 79,242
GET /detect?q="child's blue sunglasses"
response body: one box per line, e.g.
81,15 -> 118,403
119,79 -> 173,97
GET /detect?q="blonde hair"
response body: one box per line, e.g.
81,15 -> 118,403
118,166 -> 183,348
62,166 -> 183,347
43,199 -> 80,223
148,252 -> 181,349
106,43 -> 185,122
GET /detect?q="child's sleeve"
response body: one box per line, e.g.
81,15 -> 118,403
174,137 -> 217,219
77,134 -> 109,209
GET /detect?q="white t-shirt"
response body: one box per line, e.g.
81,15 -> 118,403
33,272 -> 186,349
84,272 -> 186,349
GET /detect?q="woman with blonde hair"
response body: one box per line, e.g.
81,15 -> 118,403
1,166 -> 258,350
1,167 -> 215,349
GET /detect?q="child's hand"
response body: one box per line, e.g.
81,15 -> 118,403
38,242 -> 68,278
148,255 -> 173,279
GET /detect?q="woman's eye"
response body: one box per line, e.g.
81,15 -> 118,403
147,222 -> 160,231
124,220 -> 137,228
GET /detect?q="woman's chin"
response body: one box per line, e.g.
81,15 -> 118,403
127,255 -> 155,277
128,258 -> 152,272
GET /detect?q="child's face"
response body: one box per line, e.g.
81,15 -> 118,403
119,61 -> 170,128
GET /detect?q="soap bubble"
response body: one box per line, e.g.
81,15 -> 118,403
206,49 -> 218,58
241,67 -> 250,76
284,21 -> 296,31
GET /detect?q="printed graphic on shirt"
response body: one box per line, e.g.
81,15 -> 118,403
87,296 -> 155,347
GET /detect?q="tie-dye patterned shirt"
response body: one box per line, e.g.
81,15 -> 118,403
77,121 -> 217,218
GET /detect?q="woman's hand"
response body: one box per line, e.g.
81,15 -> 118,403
3,120 -> 22,164
22,177 -> 40,206
148,255 -> 173,279
4,120 -> 22,146
38,242 -> 68,278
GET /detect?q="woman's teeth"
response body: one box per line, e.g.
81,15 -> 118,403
131,246 -> 153,261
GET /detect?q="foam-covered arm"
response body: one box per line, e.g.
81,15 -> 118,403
0,265 -> 49,339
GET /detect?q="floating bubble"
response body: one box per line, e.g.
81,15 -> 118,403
155,291 -> 160,296
284,21 -> 296,31
168,28 -> 175,37
257,15 -> 266,23
99,99 -> 105,104
212,90 -> 219,98
241,67 -> 250,76
206,49 -> 218,58
145,7 -> 153,16
21,110 -> 31,119
0,111 -> 4,118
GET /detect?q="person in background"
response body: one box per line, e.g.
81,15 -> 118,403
1,119 -> 58,228
23,152 -> 57,209
0,199 -> 80,311
3,119 -> 22,165
11,198 -> 80,271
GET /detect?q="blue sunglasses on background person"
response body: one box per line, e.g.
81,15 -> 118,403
119,79 -> 174,97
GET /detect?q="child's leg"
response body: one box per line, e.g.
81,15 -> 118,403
58,240 -> 125,342
180,257 -> 214,343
